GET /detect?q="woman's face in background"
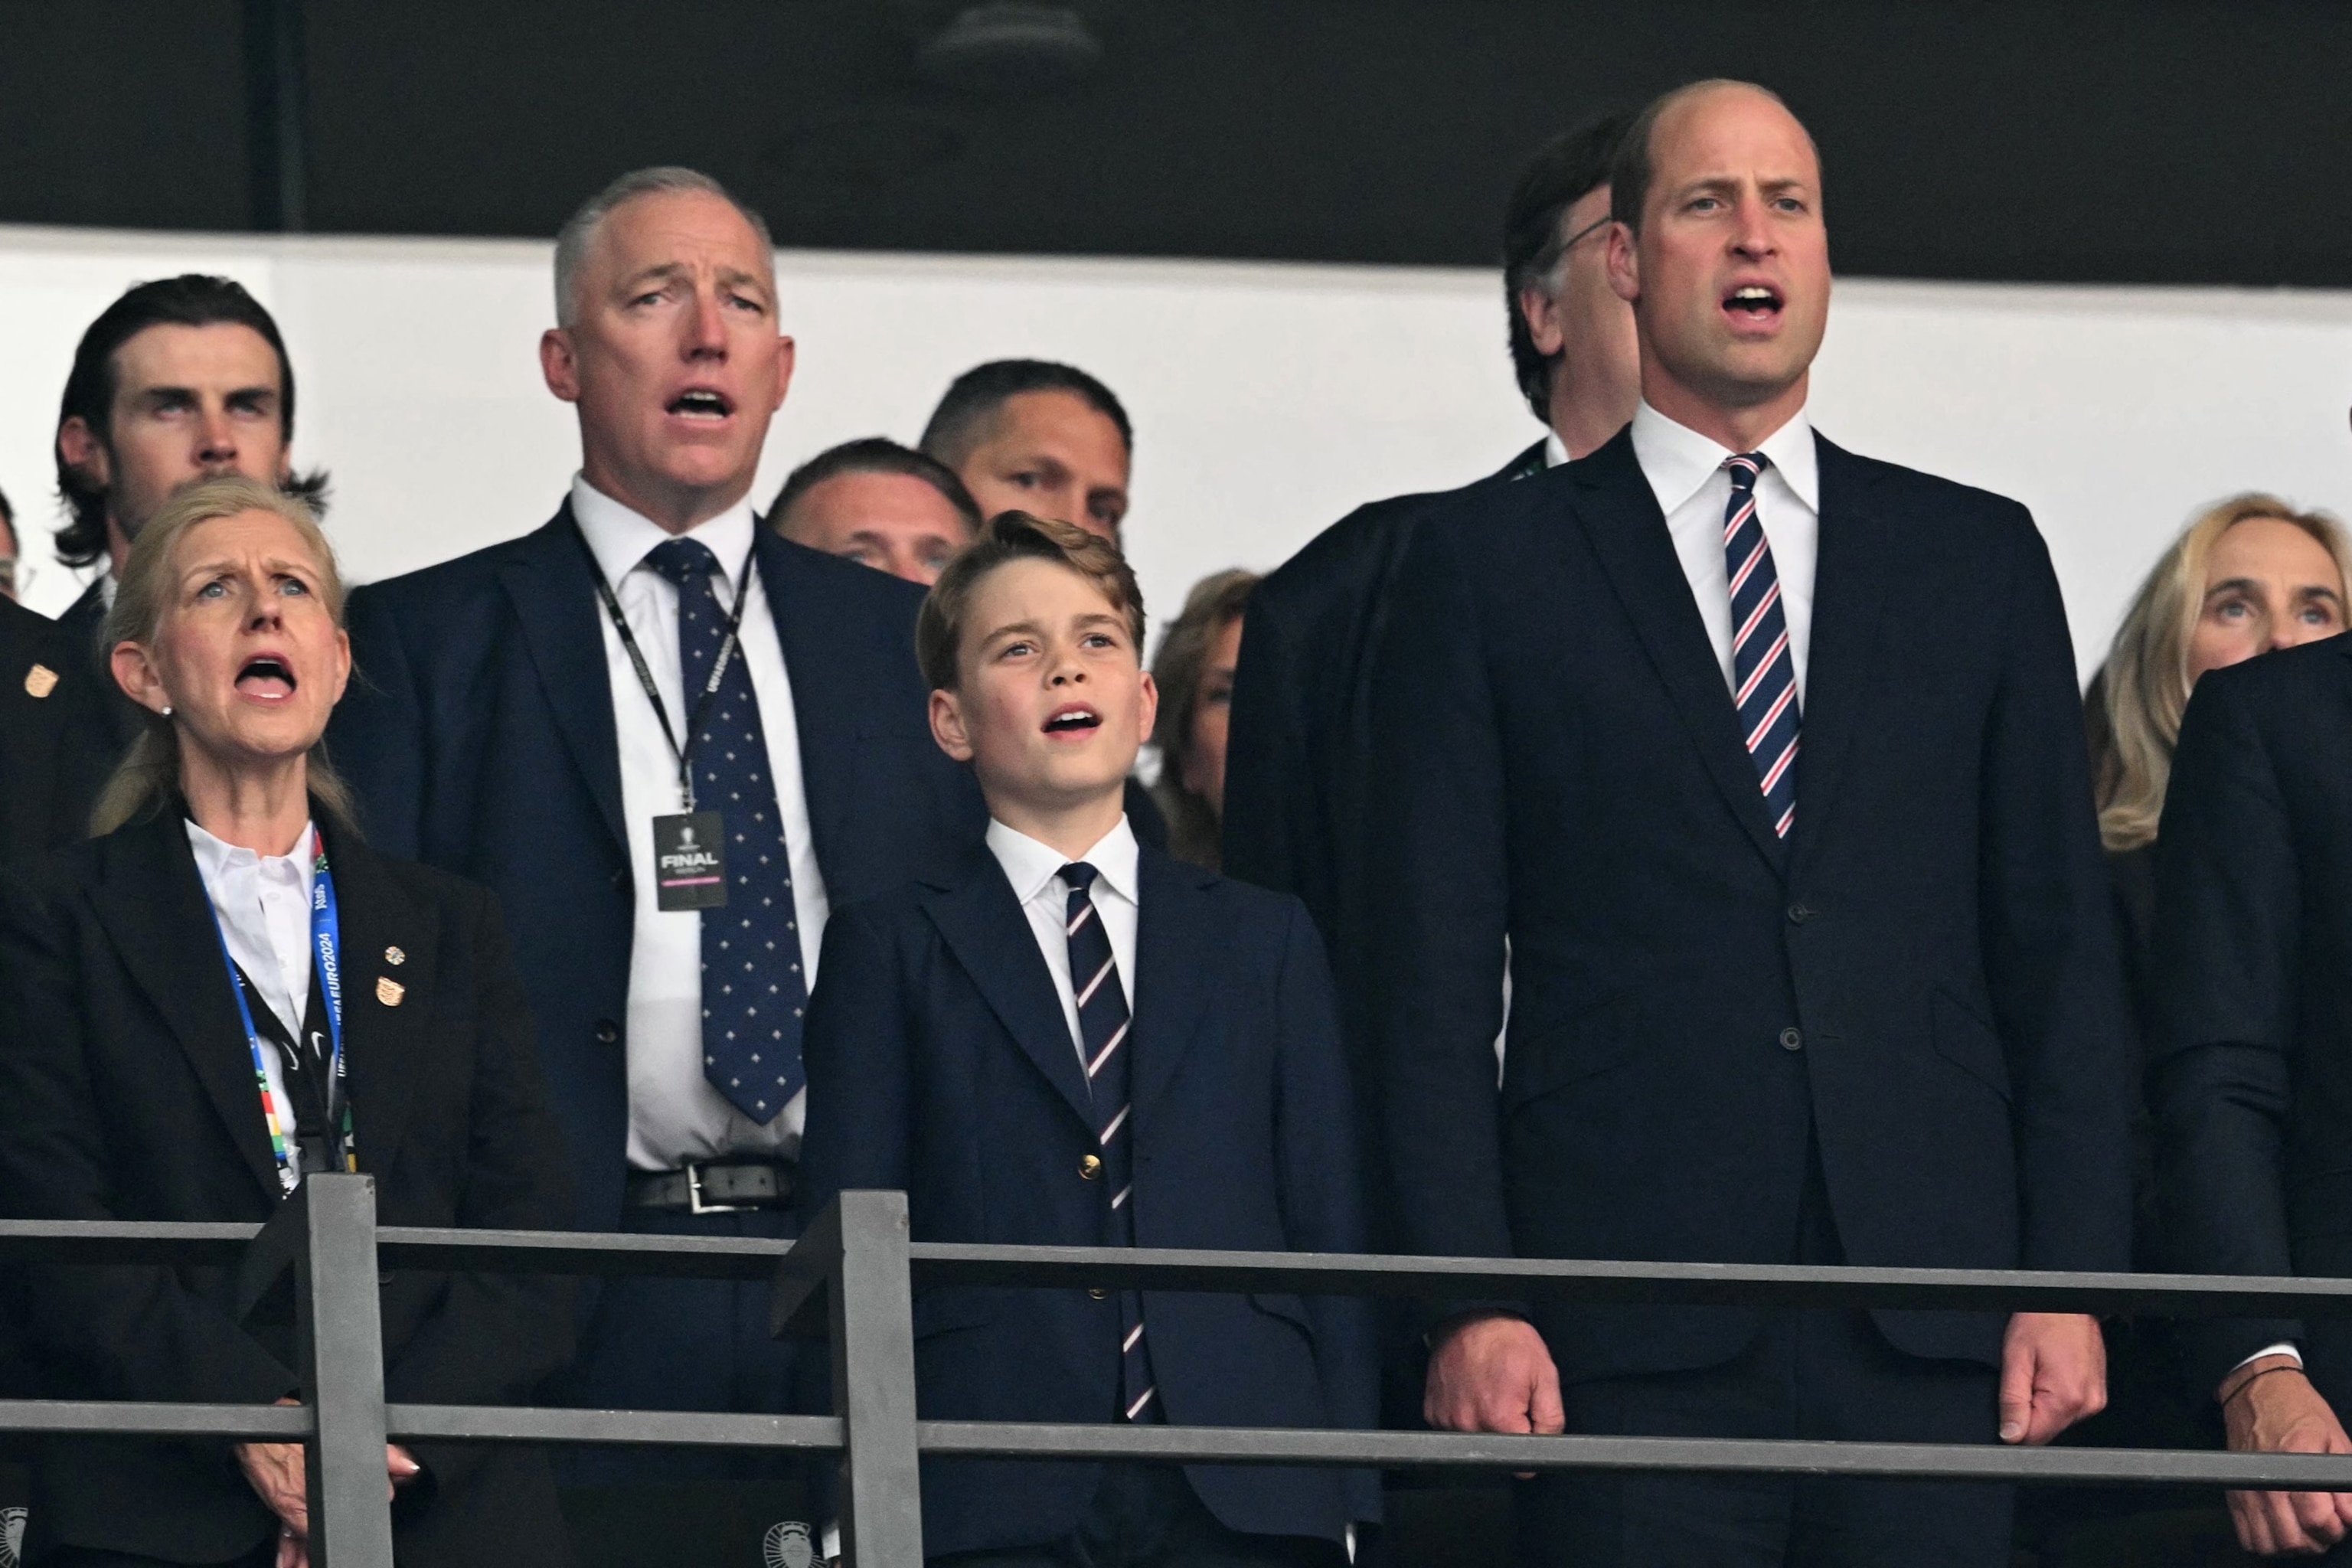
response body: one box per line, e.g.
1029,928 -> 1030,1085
1180,614 -> 1244,820
2186,516 -> 2345,685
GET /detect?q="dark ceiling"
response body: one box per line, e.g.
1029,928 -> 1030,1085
3,1 -> 2347,286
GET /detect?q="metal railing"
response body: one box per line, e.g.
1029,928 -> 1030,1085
7,1173 -> 2352,1565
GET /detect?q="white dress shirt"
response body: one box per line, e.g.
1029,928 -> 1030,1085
987,816 -> 1140,1068
571,476 -> 830,1171
1629,400 -> 1821,704
187,818 -> 318,1185
1543,430 -> 1570,469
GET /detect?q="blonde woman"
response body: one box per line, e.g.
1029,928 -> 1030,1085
1147,568 -> 1257,872
0,476 -> 575,1567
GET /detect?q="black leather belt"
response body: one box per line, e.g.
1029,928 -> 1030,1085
626,1158 -> 795,1214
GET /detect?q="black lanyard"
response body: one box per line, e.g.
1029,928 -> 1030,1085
576,522 -> 756,812
230,957 -> 347,1176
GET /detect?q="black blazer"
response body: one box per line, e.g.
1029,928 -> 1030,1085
2151,634 -> 2352,1400
1223,438 -> 1544,1047
0,809 -> 577,1565
798,841 -> 1378,1559
0,585 -> 141,864
325,505 -> 985,1234
1365,427 -> 2132,1382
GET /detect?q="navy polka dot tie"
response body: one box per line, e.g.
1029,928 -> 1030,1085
644,537 -> 808,1124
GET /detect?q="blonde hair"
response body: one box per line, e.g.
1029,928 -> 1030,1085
91,475 -> 357,837
2094,493 -> 2351,851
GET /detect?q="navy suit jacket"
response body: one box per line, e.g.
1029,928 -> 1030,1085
1367,428 -> 2132,1383
327,505 -> 984,1233
799,840 -> 1378,1558
2151,634 -> 2352,1400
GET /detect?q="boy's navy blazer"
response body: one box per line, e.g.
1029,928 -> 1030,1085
1366,426 -> 2132,1382
327,504 -> 985,1230
799,839 -> 1379,1559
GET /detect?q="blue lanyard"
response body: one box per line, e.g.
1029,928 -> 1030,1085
205,828 -> 351,1192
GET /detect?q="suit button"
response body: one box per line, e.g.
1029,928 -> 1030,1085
1779,1027 -> 1803,1052
1787,903 -> 1814,924
595,1020 -> 620,1045
1089,1288 -> 1108,1300
1080,1155 -> 1103,1181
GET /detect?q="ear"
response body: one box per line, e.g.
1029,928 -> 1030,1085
771,335 -> 796,413
929,685 -> 975,763
1604,219 -> 1642,305
56,416 -> 112,491
1517,283 -> 1566,358
1135,670 -> 1159,748
541,328 -> 581,403
323,626 -> 353,710
110,639 -> 171,717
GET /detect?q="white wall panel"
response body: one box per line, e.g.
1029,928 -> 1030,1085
0,224 -> 2345,681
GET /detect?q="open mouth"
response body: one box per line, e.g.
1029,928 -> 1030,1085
1723,283 -> 1784,324
666,388 -> 734,421
1042,704 -> 1102,735
236,655 -> 296,699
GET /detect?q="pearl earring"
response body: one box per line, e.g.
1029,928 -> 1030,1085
160,704 -> 172,717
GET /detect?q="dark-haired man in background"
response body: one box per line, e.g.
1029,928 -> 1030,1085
0,276 -> 325,862
920,358 -> 1132,546
0,485 -> 21,603
769,436 -> 979,586
1223,109 -> 1639,1174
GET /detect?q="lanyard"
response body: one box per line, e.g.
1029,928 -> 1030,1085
204,828 -> 351,1193
575,521 -> 755,812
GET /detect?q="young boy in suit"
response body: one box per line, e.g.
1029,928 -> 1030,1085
799,511 -> 1376,1566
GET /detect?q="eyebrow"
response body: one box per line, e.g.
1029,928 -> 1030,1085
134,383 -> 278,405
2206,577 -> 2345,602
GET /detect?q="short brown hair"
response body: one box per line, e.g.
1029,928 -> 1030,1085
916,510 -> 1146,692
1611,79 -> 1811,235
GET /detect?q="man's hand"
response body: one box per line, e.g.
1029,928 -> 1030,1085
1424,1313 -> 1563,1439
1998,1312 -> 2107,1446
2220,1357 -> 2352,1556
237,1400 -> 429,1567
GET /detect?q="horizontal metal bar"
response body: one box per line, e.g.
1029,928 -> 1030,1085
375,1226 -> 792,1280
0,1398 -> 312,1439
384,1404 -> 842,1451
916,1421 -> 2352,1490
0,1219 -> 260,1266
906,1243 -> 2352,1318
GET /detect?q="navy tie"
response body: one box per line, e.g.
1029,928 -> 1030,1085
1061,862 -> 1159,1423
644,537 -> 808,1124
1723,454 -> 1800,839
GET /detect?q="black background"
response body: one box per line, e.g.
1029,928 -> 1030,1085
3,2 -> 2343,285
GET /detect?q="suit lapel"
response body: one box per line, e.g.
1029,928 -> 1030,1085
753,529 -> 862,882
316,825 -> 433,1171
1129,847 -> 1218,1116
1568,433 -> 1785,871
88,815 -> 285,1200
1785,436 -> 1895,871
923,849 -> 1096,1130
498,506 -> 629,858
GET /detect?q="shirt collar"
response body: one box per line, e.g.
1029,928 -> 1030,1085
985,815 -> 1142,907
1628,400 -> 1819,517
1543,430 -> 1570,469
185,817 -> 318,897
570,474 -> 758,590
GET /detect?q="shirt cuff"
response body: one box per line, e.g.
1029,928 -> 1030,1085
2236,1342 -> 2303,1372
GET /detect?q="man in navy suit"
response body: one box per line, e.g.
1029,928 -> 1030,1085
799,512 -> 1376,1565
328,166 -> 982,1560
1367,82 -> 2131,1567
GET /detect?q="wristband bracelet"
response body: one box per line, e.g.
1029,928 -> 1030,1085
2221,1362 -> 2301,1407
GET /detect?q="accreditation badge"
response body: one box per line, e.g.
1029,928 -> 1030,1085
653,811 -> 729,910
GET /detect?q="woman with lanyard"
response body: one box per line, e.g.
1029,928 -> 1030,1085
0,476 -> 577,1568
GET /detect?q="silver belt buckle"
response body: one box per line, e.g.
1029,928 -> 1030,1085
684,1161 -> 746,1215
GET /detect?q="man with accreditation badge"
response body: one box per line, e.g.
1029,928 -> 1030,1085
328,167 -> 980,1563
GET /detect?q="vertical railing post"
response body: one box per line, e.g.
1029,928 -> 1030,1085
295,1172 -> 395,1566
779,1191 -> 924,1567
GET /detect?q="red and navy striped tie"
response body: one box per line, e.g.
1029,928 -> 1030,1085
1061,861 -> 1160,1423
1723,454 -> 1800,839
